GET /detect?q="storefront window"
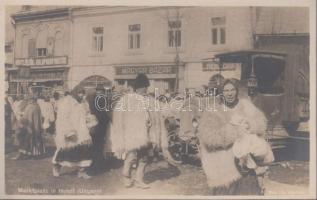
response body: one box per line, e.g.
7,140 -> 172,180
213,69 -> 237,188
254,57 -> 285,94
128,24 -> 141,49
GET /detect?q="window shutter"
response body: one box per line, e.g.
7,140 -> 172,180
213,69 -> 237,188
220,28 -> 226,44
212,28 -> 218,45
176,30 -> 181,47
28,39 -> 36,57
168,31 -> 174,47
136,33 -> 140,48
129,34 -> 133,49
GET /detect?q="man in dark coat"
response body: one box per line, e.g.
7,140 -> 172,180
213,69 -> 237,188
86,84 -> 110,173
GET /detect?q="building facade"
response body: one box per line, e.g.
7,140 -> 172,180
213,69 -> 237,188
70,6 -> 253,94
9,6 -> 72,95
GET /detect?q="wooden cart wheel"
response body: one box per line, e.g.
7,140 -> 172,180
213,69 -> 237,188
163,131 -> 183,165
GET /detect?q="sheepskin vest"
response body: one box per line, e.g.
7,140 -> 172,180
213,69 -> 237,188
111,93 -> 166,155
198,98 -> 267,188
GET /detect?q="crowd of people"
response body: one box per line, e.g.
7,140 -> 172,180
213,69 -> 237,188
4,73 -> 274,195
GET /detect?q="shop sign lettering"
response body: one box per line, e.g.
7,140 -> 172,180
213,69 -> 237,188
203,62 -> 241,71
15,56 -> 68,66
116,66 -> 176,75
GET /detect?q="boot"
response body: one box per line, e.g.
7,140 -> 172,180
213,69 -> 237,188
11,153 -> 24,160
122,151 -> 137,188
134,162 -> 150,189
53,164 -> 61,177
78,168 -> 91,179
123,176 -> 133,188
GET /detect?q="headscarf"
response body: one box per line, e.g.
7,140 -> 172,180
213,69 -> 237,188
219,78 -> 240,95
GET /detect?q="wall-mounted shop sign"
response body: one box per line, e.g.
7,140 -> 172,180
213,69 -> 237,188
15,56 -> 68,66
203,62 -> 242,80
116,65 -> 177,75
202,62 -> 241,72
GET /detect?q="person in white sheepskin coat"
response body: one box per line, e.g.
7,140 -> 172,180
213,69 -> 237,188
111,74 -> 164,189
52,90 -> 96,179
197,78 -> 274,195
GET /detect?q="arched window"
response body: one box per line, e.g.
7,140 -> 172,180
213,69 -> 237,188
36,30 -> 47,57
54,31 -> 63,56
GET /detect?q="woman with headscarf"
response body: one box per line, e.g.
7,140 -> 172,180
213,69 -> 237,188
52,88 -> 97,179
13,86 -> 46,160
197,78 -> 274,195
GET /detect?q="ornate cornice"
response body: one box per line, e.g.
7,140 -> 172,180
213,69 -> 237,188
12,8 -> 71,23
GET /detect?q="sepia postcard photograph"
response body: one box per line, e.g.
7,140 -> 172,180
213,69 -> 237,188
0,0 -> 316,199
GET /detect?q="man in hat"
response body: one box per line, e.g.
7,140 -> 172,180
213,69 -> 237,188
111,73 -> 153,189
86,84 -> 110,173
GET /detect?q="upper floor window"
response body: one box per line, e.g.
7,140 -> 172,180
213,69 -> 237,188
37,48 -> 47,57
27,38 -> 36,57
168,20 -> 181,48
211,17 -> 226,45
36,30 -> 47,57
128,24 -> 141,49
54,31 -> 63,56
92,27 -> 104,52
5,44 -> 12,53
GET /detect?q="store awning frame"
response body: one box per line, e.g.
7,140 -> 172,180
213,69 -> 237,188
214,50 -> 286,61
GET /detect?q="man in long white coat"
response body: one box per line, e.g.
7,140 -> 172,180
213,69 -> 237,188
111,74 -> 158,189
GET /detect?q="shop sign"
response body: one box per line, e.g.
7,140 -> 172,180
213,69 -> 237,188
116,65 -> 176,75
203,62 -> 241,80
15,56 -> 68,66
202,62 -> 241,71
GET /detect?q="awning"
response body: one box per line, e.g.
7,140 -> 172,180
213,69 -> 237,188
6,65 -> 68,71
214,50 -> 286,60
10,78 -> 64,83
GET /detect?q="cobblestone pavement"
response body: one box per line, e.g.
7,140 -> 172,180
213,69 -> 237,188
5,148 -> 310,196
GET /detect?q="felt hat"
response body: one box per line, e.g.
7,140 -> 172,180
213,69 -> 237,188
134,73 -> 150,90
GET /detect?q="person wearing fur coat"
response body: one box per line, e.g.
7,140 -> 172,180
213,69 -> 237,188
197,78 -> 274,195
52,89 -> 97,179
111,73 -> 161,189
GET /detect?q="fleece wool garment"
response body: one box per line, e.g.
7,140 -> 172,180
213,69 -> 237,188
53,95 -> 93,167
197,98 -> 272,190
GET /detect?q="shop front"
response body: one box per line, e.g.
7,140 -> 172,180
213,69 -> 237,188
214,50 -> 289,148
114,64 -> 178,95
8,56 -> 69,96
